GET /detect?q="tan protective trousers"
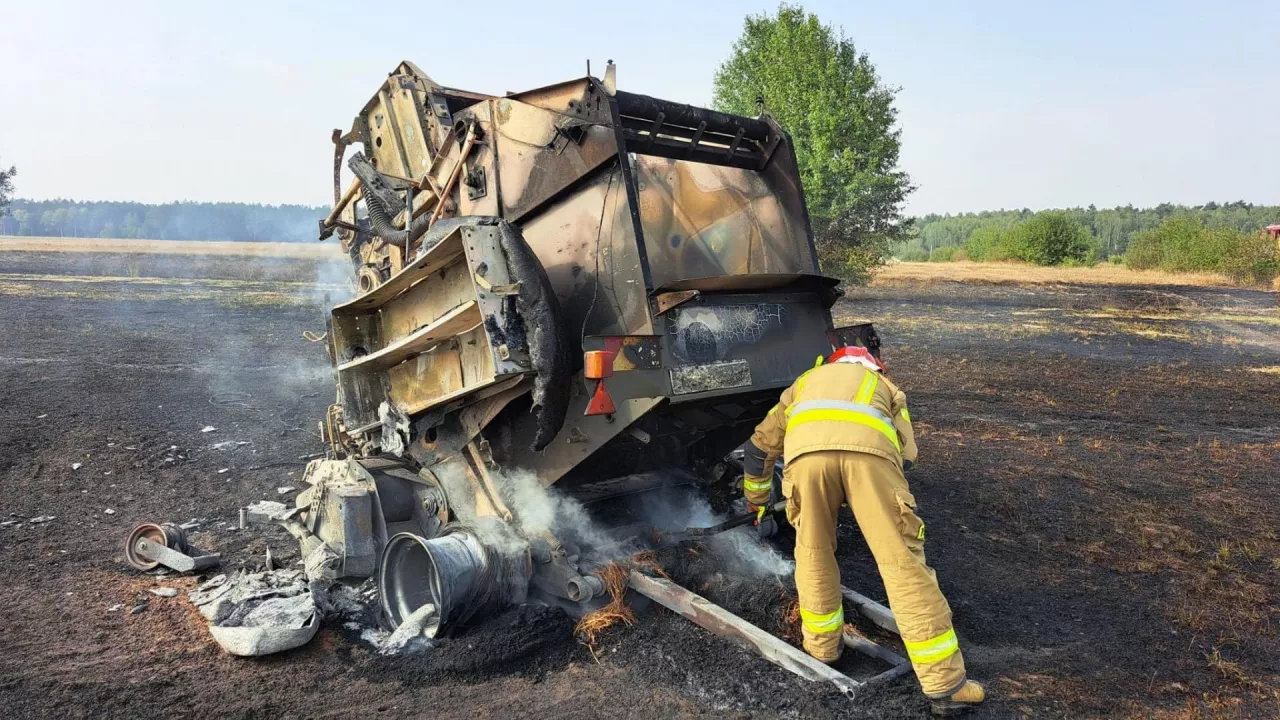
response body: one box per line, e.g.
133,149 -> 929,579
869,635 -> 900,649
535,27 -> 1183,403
784,449 -> 967,697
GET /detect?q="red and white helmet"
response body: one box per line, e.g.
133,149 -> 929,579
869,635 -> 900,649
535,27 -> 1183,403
827,345 -> 884,372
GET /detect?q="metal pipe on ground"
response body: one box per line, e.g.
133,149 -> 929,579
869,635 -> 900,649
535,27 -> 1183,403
839,595 -> 914,687
841,585 -> 899,634
628,571 -> 862,698
842,630 -> 908,667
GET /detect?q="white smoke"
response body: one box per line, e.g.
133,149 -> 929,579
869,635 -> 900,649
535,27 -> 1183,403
429,460 -> 794,583
493,468 -> 794,579
706,527 -> 795,578
632,487 -> 794,578
495,468 -> 620,558
306,253 -> 354,307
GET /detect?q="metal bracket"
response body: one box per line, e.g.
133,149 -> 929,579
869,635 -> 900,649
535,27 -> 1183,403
463,440 -> 513,522
134,538 -> 220,573
463,166 -> 487,200
653,289 -> 700,315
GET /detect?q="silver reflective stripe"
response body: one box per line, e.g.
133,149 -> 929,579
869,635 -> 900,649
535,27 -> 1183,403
788,399 -> 894,427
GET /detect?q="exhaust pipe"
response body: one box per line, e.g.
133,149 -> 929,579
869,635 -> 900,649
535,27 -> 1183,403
378,521 -> 531,635
566,574 -> 605,603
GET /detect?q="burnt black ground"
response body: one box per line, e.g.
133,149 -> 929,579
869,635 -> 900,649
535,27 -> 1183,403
1,253 -> 1277,719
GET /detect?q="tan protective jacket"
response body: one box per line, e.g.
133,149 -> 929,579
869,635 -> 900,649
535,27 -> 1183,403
743,362 -> 917,504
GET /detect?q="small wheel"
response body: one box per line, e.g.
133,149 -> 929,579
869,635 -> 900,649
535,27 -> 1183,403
124,523 -> 168,571
123,523 -> 187,571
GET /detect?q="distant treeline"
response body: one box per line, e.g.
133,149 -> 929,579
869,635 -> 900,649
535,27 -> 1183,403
0,199 -> 327,242
4,198 -> 1279,257
903,201 -> 1280,259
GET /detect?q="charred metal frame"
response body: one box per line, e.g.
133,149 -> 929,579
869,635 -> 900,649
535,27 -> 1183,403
318,60 -> 875,492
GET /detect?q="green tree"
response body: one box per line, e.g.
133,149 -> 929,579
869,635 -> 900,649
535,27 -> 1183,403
964,225 -> 1009,262
1127,214 -> 1277,283
892,237 -> 929,262
929,246 -> 959,262
1005,212 -> 1098,266
0,160 -> 15,217
51,208 -> 69,237
713,3 -> 913,283
120,212 -> 141,238
1220,229 -> 1278,284
11,208 -> 30,235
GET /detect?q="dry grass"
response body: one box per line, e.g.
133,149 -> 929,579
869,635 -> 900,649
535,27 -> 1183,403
873,261 -> 1245,289
574,563 -> 637,651
782,599 -> 803,644
0,235 -> 342,259
629,550 -> 670,579
574,552 -> 677,652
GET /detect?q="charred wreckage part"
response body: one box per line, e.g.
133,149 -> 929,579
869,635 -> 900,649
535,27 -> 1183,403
221,58 -> 902,694
243,452 -> 913,692
124,522 -> 221,573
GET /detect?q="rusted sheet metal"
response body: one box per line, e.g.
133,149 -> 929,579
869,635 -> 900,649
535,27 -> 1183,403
520,164 -> 653,338
464,440 -> 513,522
491,90 -> 617,222
628,571 -> 861,698
634,156 -> 815,288
331,223 -> 532,435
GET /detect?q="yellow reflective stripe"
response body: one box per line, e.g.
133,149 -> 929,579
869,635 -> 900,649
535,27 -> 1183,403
854,372 -> 879,404
766,404 -> 779,417
743,476 -> 773,492
904,628 -> 959,665
900,406 -> 911,423
814,355 -> 825,368
917,522 -> 926,541
799,606 -> 844,634
787,408 -> 902,452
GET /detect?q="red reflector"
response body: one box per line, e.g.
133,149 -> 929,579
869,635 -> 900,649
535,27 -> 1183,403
584,350 -> 613,379
585,380 -> 616,416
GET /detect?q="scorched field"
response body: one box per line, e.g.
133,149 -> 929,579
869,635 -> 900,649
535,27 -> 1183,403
0,242 -> 1276,719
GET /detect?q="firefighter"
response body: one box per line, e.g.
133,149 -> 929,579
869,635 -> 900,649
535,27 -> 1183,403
741,345 -> 984,715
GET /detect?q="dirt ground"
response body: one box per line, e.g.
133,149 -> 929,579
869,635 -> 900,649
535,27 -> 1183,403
1,249 -> 1277,719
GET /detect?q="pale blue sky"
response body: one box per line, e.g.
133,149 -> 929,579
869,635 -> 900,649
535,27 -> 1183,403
2,1 -> 1277,215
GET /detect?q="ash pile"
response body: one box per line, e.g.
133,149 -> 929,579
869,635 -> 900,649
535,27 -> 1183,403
122,454 -> 913,704
220,457 -> 798,656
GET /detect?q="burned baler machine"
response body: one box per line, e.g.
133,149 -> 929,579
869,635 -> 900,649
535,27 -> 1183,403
303,61 -> 878,624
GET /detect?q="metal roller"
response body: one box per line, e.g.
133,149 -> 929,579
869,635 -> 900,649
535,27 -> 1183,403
123,522 -> 188,571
